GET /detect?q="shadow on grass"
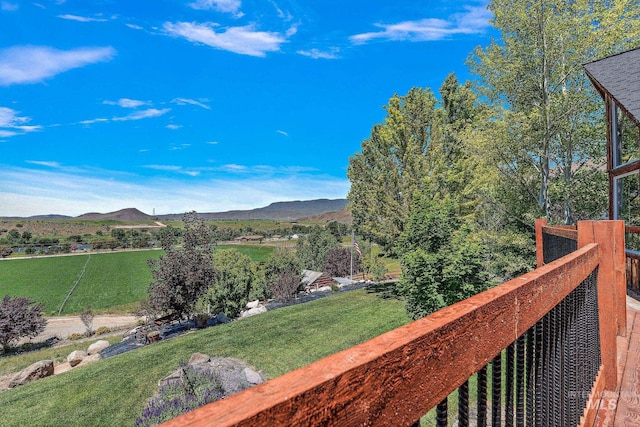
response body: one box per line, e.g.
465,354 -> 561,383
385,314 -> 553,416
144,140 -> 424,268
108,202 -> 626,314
366,281 -> 402,300
0,336 -> 59,358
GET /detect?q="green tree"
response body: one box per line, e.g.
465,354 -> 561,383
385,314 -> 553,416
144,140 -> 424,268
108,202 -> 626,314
348,87 -> 438,252
264,249 -> 301,300
295,225 -> 338,271
147,212 -> 215,319
397,196 -> 491,319
200,249 -> 255,319
469,0 -> 640,224
0,245 -> 12,258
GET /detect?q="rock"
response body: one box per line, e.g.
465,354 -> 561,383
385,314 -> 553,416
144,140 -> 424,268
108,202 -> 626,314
8,360 -> 54,388
317,286 -> 333,292
243,367 -> 264,385
188,352 -> 211,366
158,356 -> 266,396
246,300 -> 260,309
240,306 -> 267,318
54,362 -> 73,375
67,350 -> 88,367
78,353 -> 101,366
214,312 -> 231,324
87,340 -> 110,355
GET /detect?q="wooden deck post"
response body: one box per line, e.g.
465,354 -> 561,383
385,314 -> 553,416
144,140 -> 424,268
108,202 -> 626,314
577,220 -> 626,391
535,218 -> 547,268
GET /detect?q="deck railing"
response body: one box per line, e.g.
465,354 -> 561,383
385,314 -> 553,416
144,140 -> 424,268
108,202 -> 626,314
162,221 -> 626,427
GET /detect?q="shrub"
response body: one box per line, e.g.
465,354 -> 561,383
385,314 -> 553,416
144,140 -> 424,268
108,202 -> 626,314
264,249 -> 301,301
80,306 -> 94,336
95,326 -> 111,335
323,247 -> 359,277
135,366 -> 224,427
0,295 -> 47,352
68,333 -> 83,340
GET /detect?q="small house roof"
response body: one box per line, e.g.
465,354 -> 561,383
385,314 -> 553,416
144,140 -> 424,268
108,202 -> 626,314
584,47 -> 640,124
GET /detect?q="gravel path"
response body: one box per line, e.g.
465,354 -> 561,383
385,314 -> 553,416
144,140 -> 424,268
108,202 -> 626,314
21,315 -> 139,343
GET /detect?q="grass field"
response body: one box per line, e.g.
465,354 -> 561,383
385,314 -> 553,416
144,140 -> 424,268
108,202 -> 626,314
0,251 -> 162,315
0,289 -> 411,426
215,244 -> 275,263
0,245 -> 282,316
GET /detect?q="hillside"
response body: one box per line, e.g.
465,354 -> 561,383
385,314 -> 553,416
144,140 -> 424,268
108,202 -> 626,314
75,208 -> 152,221
158,198 -> 349,221
298,207 -> 352,223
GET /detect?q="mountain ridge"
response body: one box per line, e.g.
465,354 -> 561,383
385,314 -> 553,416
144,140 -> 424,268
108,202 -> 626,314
2,199 -> 350,221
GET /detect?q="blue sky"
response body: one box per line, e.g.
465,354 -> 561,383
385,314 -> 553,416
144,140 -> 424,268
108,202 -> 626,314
0,0 -> 494,217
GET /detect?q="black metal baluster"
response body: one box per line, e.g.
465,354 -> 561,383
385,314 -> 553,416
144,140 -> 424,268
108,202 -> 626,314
459,380 -> 469,427
535,318 -> 545,427
492,354 -> 501,426
526,328 -> 535,425
516,334 -> 525,426
477,365 -> 487,427
505,343 -> 514,427
551,304 -> 561,427
436,397 -> 448,427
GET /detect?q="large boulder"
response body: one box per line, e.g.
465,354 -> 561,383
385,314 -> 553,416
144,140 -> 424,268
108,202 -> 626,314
67,350 -> 88,367
87,340 -> 110,355
8,360 -> 54,388
240,306 -> 267,318
246,300 -> 260,309
159,354 -> 266,396
78,353 -> 101,366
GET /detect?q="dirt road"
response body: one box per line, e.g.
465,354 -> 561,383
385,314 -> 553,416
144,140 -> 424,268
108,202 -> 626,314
30,315 -> 140,342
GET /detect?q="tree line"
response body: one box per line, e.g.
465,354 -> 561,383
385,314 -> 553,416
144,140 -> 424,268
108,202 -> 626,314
348,0 -> 640,319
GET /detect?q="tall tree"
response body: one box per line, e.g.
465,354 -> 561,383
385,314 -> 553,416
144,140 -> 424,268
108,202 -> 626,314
470,0 -> 640,224
348,87 -> 437,252
147,212 -> 215,319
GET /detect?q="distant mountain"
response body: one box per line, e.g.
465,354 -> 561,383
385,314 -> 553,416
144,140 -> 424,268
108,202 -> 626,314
76,208 -> 152,221
1,199 -> 350,222
0,214 -> 73,220
298,207 -> 352,224
158,198 -> 350,221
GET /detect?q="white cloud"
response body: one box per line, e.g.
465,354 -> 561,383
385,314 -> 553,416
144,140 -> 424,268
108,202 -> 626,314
163,22 -> 286,57
144,164 -> 182,171
223,164 -> 247,171
206,141 -> 218,145
0,45 -> 116,85
276,130 -> 288,136
0,129 -> 17,137
189,0 -> 243,17
79,118 -> 109,125
169,143 -> 191,151
1,2 -> 18,11
171,97 -> 211,110
104,98 -> 150,108
57,14 -> 107,23
0,164 -> 349,217
112,108 -> 171,121
126,23 -> 143,30
25,160 -> 62,168
350,5 -> 492,44
297,48 -> 339,60
166,124 -> 182,130
0,107 -> 42,137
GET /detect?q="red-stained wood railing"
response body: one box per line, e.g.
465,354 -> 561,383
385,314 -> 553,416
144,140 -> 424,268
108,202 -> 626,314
161,221 -> 625,427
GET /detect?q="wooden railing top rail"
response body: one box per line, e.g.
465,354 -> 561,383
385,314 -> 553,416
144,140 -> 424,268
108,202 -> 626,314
162,244 -> 600,427
542,224 -> 578,240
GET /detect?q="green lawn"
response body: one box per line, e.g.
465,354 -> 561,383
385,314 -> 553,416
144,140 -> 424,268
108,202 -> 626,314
215,244 -> 274,262
0,289 -> 410,426
0,251 -> 161,315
